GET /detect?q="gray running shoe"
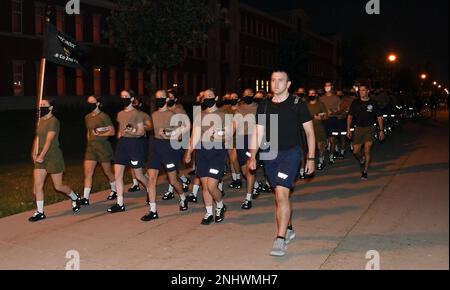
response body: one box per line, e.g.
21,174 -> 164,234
286,229 -> 296,245
270,238 -> 287,257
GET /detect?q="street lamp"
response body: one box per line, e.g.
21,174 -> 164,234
438,85 -> 442,89
420,74 -> 428,80
433,81 -> 438,86
388,54 -> 397,63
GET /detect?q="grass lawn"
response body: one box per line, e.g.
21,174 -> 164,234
0,160 -> 134,218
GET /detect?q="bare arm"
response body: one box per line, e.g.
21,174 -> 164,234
303,121 -> 316,175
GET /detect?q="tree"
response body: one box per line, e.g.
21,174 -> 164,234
107,0 -> 216,92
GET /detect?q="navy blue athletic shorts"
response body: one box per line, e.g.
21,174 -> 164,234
195,142 -> 227,180
263,146 -> 302,190
146,138 -> 180,172
115,137 -> 146,168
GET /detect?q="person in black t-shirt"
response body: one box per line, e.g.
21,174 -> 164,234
248,70 -> 316,257
347,84 -> 384,180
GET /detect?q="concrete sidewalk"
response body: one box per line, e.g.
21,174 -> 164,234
0,112 -> 448,270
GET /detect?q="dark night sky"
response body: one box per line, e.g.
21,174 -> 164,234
243,0 -> 449,86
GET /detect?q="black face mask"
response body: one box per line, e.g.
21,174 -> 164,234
155,98 -> 167,109
87,103 -> 98,112
121,98 -> 132,108
242,96 -> 254,104
40,107 -> 51,116
202,98 -> 216,109
167,100 -> 176,107
229,99 -> 238,106
309,96 -> 317,101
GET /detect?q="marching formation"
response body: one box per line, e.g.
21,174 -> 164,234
30,70 -> 391,257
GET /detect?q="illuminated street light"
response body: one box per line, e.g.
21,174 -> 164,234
433,81 -> 438,86
420,74 -> 427,80
388,54 -> 397,63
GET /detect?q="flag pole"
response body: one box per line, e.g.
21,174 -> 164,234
35,6 -> 51,158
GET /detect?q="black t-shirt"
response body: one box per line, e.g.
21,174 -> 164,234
348,98 -> 382,127
256,95 -> 312,151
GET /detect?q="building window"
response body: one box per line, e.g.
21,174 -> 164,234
75,14 -> 84,41
57,67 -> 65,96
56,6 -> 65,31
12,0 -> 23,33
13,61 -> 24,96
35,2 -> 45,35
93,67 -> 101,96
124,69 -> 130,90
109,67 -> 117,96
93,14 -> 101,44
138,70 -> 144,96
76,69 -> 84,96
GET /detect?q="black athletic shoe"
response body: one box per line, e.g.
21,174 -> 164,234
241,199 -> 252,210
228,179 -> 242,189
187,194 -> 198,203
201,214 -> 214,225
215,205 -> 227,223
28,212 -> 46,222
260,183 -> 272,193
298,172 -> 306,179
107,191 -> 117,201
361,172 -> 368,180
179,199 -> 189,211
162,191 -> 175,201
128,185 -> 141,192
80,198 -> 90,206
141,211 -> 159,222
317,162 -> 325,171
107,204 -> 126,213
252,187 -> 261,199
71,195 -> 81,212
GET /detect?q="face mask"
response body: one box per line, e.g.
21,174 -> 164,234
229,99 -> 238,106
121,98 -> 132,108
325,87 -> 332,93
40,107 -> 51,116
155,98 -> 167,109
242,96 -> 254,104
309,96 -> 317,101
167,100 -> 176,107
88,103 -> 98,112
202,98 -> 216,109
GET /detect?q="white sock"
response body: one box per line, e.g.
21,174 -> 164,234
149,202 -> 156,212
110,181 -> 116,192
168,184 -> 174,193
132,179 -> 139,186
69,192 -> 78,201
246,193 -> 252,201
236,174 -> 241,180
117,196 -> 124,206
179,175 -> 188,183
36,200 -> 44,213
254,181 -> 259,188
216,200 -> 224,209
192,185 -> 200,196
232,173 -> 237,180
192,163 -> 196,170
206,206 -> 213,216
83,187 -> 91,199
300,168 -> 305,175
180,193 -> 186,201
218,182 -> 223,191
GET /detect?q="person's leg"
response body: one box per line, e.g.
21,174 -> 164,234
83,160 -> 97,200
352,144 -> 362,162
228,149 -> 242,188
33,169 -> 47,212
51,173 -> 80,212
275,186 -> 291,238
241,163 -> 255,208
114,164 -> 125,205
100,162 -> 116,193
146,169 -> 159,211
133,167 -> 148,189
130,169 -> 139,188
200,177 -> 214,223
363,141 -> 374,173
167,170 -> 188,211
188,176 -> 201,202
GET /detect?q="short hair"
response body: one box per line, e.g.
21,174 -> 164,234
271,69 -> 291,81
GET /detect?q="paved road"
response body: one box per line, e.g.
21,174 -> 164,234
0,111 -> 448,270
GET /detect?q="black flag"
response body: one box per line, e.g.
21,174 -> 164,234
44,24 -> 84,69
